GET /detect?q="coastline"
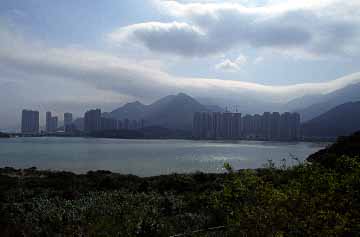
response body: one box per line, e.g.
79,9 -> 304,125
4,133 -> 336,142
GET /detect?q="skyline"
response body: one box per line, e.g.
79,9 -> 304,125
1,0 -> 360,129
19,107 -> 303,142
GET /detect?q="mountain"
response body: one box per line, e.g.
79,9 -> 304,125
289,82 -> 360,122
109,93 -> 221,130
204,105 -> 225,112
144,93 -> 210,130
197,96 -> 281,115
284,94 -> 323,112
301,101 -> 360,138
110,101 -> 147,120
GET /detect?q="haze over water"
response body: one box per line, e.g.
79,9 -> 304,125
0,137 -> 326,176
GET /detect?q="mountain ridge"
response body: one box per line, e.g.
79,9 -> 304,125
301,101 -> 360,138
109,93 -> 222,130
290,82 -> 360,121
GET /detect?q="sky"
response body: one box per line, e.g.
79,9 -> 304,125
1,0 -> 360,130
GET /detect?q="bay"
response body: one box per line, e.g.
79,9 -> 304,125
0,137 -> 326,176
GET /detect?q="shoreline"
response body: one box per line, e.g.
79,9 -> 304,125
3,134 -> 336,142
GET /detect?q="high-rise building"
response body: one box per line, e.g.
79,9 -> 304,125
213,112 -> 222,139
64,112 -> 73,133
52,116 -> 58,132
270,112 -> 281,140
140,119 -> 145,129
201,112 -> 212,138
290,113 -> 301,140
64,113 -> 73,127
84,109 -> 101,133
83,109 -> 146,133
118,120 -> 123,129
46,112 -> 52,132
262,112 -> 271,140
231,113 -> 242,139
193,111 -> 301,141
21,110 -> 39,134
222,112 -> 233,138
242,114 -> 253,138
100,117 -> 118,130
46,112 -> 59,132
280,112 -> 292,140
123,118 -> 130,130
253,114 -> 262,138
130,120 -> 138,130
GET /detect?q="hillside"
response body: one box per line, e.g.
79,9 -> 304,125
110,101 -> 147,120
307,131 -> 360,167
110,93 -> 220,130
292,82 -> 360,121
197,96 -> 281,115
301,101 -> 360,138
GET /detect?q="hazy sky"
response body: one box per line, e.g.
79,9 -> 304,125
1,0 -> 360,129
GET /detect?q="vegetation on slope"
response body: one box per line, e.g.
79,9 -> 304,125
1,132 -> 360,236
308,131 -> 360,168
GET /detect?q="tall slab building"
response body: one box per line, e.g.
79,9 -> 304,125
193,111 -> 300,141
21,110 -> 39,134
84,109 -> 101,133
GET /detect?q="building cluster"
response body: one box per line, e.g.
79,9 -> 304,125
45,111 -> 73,133
21,109 -> 73,134
193,112 -> 301,141
20,108 -> 145,135
84,109 -> 145,133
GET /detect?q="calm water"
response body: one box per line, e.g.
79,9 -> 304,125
0,137 -> 327,176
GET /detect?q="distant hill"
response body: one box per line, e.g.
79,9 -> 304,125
204,104 -> 224,112
290,82 -> 360,122
197,96 -> 281,115
109,93 -> 222,130
110,101 -> 147,120
301,101 -> 360,138
72,93 -> 221,131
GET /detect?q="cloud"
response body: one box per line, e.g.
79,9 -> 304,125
108,21 -> 209,57
109,0 -> 360,58
215,55 -> 247,71
215,59 -> 241,72
254,56 -> 264,64
2,27 -> 360,101
2,26 -> 360,128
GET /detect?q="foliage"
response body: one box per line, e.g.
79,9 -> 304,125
308,131 -> 360,168
1,132 -> 360,236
